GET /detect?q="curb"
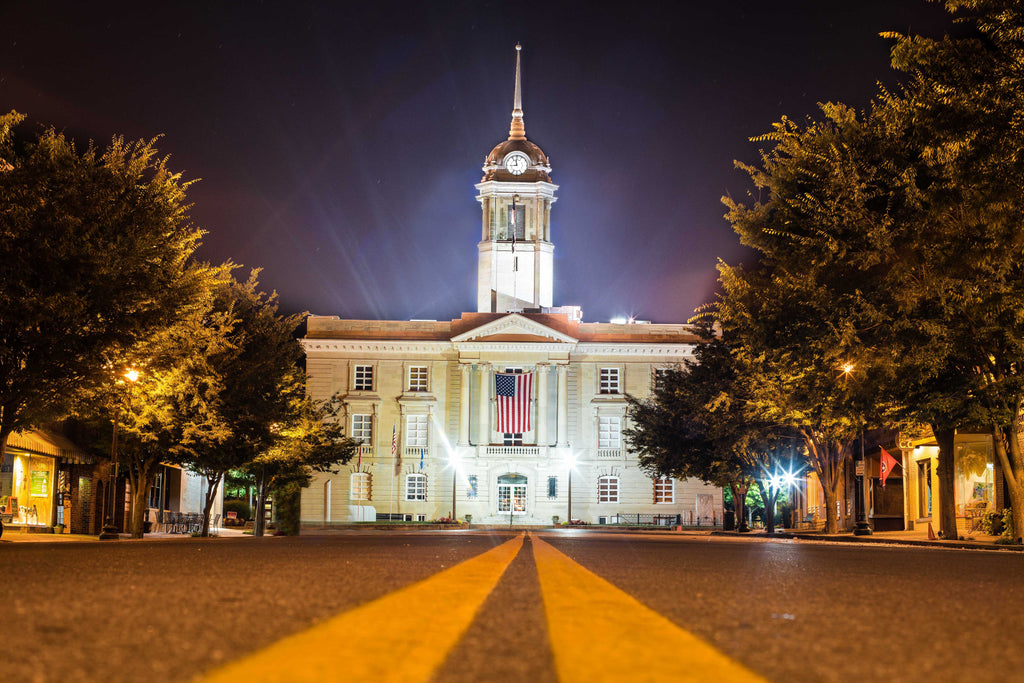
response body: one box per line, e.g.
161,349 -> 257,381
709,530 -> 1024,551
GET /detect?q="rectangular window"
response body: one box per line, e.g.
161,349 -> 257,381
147,470 -> 164,509
507,205 -> 525,240
598,476 -> 619,503
654,477 -> 675,504
599,416 -> 622,449
405,473 -> 427,501
503,433 -> 524,446
352,414 -> 373,444
408,366 -> 428,392
406,414 -> 428,448
600,368 -> 620,394
350,473 -> 371,501
467,475 -> 478,499
547,476 -> 558,499
654,368 -> 672,392
354,365 -> 373,391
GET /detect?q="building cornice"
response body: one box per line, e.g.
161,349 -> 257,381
573,343 -> 696,357
453,341 -> 577,353
302,339 -> 453,355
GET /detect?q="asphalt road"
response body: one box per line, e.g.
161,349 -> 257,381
1,531 -> 1021,682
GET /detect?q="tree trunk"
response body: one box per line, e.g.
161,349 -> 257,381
993,425 -> 1024,543
253,469 -> 268,537
821,475 -> 840,534
758,484 -> 779,534
932,423 -> 959,540
128,463 -> 151,539
201,472 -> 223,537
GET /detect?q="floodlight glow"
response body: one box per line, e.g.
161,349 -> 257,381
125,369 -> 139,382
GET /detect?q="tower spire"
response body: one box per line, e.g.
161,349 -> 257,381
509,44 -> 526,140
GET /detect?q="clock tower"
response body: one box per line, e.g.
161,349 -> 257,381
476,45 -> 558,313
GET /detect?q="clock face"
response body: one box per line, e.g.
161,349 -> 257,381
504,153 -> 529,175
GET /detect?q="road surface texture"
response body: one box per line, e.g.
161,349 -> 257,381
0,530 -> 1021,682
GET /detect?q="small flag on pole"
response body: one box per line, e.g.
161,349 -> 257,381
880,447 -> 900,488
420,448 -> 425,471
495,372 -> 533,433
392,424 -> 400,475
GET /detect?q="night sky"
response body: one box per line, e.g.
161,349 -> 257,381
0,1 -> 954,324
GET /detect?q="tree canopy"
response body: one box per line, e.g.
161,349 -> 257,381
0,112 -> 205,461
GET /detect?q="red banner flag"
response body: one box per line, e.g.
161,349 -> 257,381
495,372 -> 533,433
880,447 -> 900,488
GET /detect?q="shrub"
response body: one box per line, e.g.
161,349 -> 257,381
273,483 -> 301,536
979,510 -> 1004,536
224,499 -> 252,521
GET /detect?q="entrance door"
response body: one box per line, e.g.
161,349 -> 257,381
497,474 -> 527,515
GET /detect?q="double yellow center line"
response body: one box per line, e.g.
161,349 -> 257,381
202,534 -> 764,683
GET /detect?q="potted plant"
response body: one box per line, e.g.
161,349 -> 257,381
464,514 -> 472,525
53,523 -> 65,534
552,515 -> 560,525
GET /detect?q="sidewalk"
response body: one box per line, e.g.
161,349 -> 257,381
0,527 -> 250,543
714,527 -> 1024,551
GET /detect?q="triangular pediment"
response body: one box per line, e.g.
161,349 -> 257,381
451,313 -> 577,344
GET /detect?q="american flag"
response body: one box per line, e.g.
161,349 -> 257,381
495,372 -> 532,433
392,424 -> 400,475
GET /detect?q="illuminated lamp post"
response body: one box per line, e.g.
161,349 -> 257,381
99,368 -> 139,540
842,363 -> 872,536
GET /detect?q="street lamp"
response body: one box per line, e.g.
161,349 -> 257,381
842,362 -> 872,536
99,368 -> 139,540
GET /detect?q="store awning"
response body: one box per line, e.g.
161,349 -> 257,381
6,428 -> 93,465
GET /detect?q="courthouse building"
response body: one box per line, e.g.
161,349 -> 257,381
300,47 -> 721,525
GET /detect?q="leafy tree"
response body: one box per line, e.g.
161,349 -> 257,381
875,0 -> 1024,540
0,113 -> 205,468
174,272 -> 307,536
719,103 -> 902,534
245,394 -> 356,537
626,327 -> 796,532
101,264 -> 234,538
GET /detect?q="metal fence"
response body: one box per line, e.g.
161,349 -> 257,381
601,513 -> 721,527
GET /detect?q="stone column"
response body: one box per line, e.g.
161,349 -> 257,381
459,364 -> 472,446
536,364 -> 549,446
556,364 -> 569,447
478,363 -> 491,446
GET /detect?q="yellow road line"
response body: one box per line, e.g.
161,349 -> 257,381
202,534 -> 524,683
532,536 -> 766,683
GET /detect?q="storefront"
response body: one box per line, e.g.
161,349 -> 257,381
0,448 -> 55,527
1,429 -> 92,531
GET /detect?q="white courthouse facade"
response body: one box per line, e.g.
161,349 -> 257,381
299,47 -> 722,526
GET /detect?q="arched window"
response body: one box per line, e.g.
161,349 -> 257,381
350,472 -> 371,501
654,477 -> 674,504
598,476 -> 619,503
405,473 -> 427,501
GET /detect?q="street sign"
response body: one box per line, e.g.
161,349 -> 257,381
855,461 -> 865,477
